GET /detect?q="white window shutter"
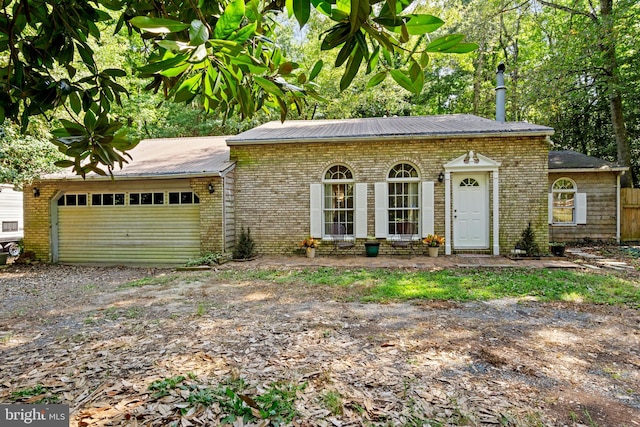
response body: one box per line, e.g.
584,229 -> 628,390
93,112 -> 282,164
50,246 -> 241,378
576,192 -> 587,224
374,182 -> 388,238
310,183 -> 322,237
355,183 -> 368,238
548,193 -> 554,224
421,181 -> 435,237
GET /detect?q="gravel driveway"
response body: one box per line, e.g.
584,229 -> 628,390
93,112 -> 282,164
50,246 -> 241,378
1,262 -> 639,426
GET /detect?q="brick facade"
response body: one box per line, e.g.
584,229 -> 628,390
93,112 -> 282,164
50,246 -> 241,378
230,136 -> 550,255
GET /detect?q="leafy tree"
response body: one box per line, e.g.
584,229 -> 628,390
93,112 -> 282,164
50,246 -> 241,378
0,121 -> 63,185
0,0 -> 476,177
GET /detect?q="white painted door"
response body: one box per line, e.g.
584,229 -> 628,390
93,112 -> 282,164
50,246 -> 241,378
453,173 -> 489,249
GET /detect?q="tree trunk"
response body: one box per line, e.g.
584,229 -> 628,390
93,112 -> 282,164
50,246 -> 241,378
539,0 -> 633,187
600,0 -> 633,187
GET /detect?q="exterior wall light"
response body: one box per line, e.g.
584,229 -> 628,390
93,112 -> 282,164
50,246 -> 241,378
438,172 -> 445,183
33,187 -> 40,197
208,183 -> 214,194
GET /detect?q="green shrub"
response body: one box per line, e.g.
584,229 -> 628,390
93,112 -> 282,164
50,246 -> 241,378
233,227 -> 256,260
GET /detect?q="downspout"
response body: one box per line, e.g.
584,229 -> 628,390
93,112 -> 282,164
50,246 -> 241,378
496,63 -> 506,123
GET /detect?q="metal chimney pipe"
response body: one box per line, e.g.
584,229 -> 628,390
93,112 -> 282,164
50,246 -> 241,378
496,63 -> 506,122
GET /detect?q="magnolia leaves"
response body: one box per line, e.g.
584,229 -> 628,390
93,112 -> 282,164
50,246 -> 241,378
312,0 -> 478,94
130,0 -> 324,122
52,112 -> 138,178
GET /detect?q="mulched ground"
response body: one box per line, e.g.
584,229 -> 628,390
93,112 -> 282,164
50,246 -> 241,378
0,251 -> 639,426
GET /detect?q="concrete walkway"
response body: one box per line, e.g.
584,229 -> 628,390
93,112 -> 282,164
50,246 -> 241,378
225,254 -> 580,270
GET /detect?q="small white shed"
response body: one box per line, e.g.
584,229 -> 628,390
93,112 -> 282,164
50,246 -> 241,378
0,184 -> 23,256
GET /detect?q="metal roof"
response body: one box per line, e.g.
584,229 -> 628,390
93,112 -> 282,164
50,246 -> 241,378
226,114 -> 554,145
549,150 -> 628,172
49,136 -> 233,180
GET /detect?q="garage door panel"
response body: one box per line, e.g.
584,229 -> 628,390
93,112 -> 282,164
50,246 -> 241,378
58,204 -> 201,265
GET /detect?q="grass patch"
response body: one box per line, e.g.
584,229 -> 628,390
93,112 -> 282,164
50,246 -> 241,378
11,385 -> 60,404
146,375 -> 303,425
216,267 -> 640,306
117,274 -> 179,289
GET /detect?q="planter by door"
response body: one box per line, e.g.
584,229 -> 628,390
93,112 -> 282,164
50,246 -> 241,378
306,247 -> 316,258
364,242 -> 380,257
0,252 -> 8,265
428,247 -> 440,257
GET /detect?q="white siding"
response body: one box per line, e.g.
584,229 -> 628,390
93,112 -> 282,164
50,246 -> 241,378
0,185 -> 23,241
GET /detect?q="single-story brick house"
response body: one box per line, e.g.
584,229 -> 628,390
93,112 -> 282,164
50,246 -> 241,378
23,114 -> 626,264
548,150 -> 628,244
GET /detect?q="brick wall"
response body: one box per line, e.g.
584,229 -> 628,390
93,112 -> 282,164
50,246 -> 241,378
230,136 -> 549,255
190,177 -> 224,253
23,182 -> 57,262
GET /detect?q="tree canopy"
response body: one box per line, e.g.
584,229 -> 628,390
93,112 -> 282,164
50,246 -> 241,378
0,0 -> 476,177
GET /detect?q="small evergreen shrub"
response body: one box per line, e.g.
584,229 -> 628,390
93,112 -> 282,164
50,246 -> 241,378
233,227 -> 256,260
517,222 -> 540,256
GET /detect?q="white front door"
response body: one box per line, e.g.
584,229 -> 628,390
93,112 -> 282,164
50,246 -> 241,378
453,173 -> 489,249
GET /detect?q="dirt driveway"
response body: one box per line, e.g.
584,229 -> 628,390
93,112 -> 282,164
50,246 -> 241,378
1,260 -> 639,426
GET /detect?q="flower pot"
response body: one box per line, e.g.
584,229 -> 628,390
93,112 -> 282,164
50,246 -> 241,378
428,246 -> 440,257
364,241 -> 380,257
0,252 -> 7,265
306,247 -> 316,258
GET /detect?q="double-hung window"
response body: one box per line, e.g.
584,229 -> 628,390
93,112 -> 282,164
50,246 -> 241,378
387,163 -> 420,236
323,165 -> 354,236
550,178 -> 587,225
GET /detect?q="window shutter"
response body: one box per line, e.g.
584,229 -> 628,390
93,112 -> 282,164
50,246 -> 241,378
576,192 -> 587,224
355,183 -> 368,238
421,181 -> 434,237
310,183 -> 322,237
374,182 -> 388,238
548,193 -> 554,224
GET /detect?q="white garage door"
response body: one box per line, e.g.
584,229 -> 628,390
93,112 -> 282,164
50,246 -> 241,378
57,190 -> 201,265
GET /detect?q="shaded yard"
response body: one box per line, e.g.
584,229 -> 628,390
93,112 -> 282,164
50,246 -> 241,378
0,259 -> 639,426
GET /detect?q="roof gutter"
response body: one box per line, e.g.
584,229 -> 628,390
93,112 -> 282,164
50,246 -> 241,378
550,167 -> 628,173
44,162 -> 237,182
227,130 -> 555,146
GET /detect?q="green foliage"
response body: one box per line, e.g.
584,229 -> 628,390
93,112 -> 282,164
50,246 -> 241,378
148,375 -> 187,398
11,385 -> 60,404
517,222 -> 540,257
0,0 -> 475,176
185,251 -> 225,266
233,227 -> 256,260
0,120 -> 64,185
215,267 -> 640,307
146,375 -> 303,425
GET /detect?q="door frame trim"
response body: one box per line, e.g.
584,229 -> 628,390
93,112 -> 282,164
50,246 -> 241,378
452,173 -> 490,249
443,151 -> 501,255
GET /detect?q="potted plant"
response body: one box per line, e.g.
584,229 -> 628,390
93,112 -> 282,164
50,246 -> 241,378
423,234 -> 445,257
549,242 -> 566,257
364,236 -> 380,257
300,237 -> 319,258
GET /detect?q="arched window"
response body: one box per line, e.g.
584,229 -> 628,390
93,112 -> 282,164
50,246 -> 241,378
551,178 -> 577,224
387,163 -> 420,235
323,165 -> 354,236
